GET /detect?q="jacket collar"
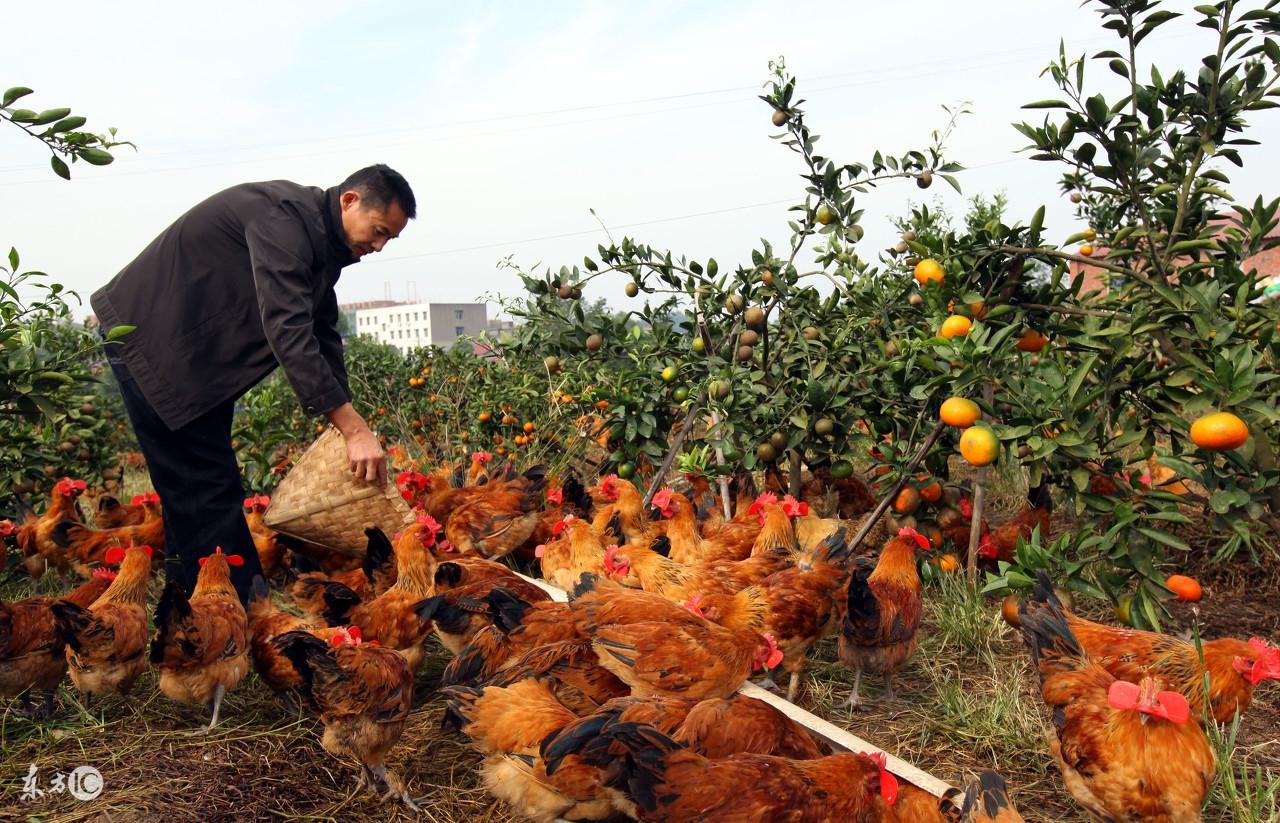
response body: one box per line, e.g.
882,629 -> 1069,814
324,186 -> 357,267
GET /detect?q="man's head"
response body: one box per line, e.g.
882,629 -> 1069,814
337,164 -> 416,260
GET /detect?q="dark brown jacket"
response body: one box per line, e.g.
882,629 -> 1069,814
91,180 -> 355,430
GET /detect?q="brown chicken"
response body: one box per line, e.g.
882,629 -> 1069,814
976,487 -> 1053,565
1,568 -> 115,717
543,720 -> 899,822
573,574 -> 783,700
1019,591 -> 1215,822
941,770 -> 1025,822
1028,572 -> 1279,724
528,474 -> 593,550
802,465 -> 876,519
150,547 -> 249,729
94,491 -> 159,529
443,678 -> 624,823
537,515 -> 608,591
242,494 -> 288,578
483,639 -> 630,715
445,465 -> 548,559
699,492 -> 805,564
839,528 -> 929,707
51,543 -> 153,702
441,589 -> 578,688
589,475 -> 654,547
692,528 -> 852,701
414,574 -> 552,654
14,477 -> 87,577
275,626 -> 417,810
648,489 -> 706,564
684,472 -> 726,535
246,574 -> 333,705
290,527 -> 398,623
52,512 -> 166,574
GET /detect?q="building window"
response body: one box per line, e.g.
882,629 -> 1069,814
456,326 -> 466,336
455,310 -> 464,320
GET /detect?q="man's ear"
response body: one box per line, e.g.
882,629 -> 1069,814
340,190 -> 361,210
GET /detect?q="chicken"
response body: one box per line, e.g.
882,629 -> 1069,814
839,527 -> 929,707
648,488 -> 705,564
242,494 -> 288,578
466,450 -> 498,485
51,543 -> 153,702
247,574 -> 326,703
275,626 -> 418,811
589,474 -> 654,547
1018,590 -> 1215,822
941,770 -> 1025,822
291,527 -> 398,623
94,491 -> 159,529
14,477 -> 87,577
414,574 -> 552,654
536,515 -> 608,591
1,568 -> 115,717
542,720 -> 899,822
150,547 -> 250,729
693,528 -> 853,701
1027,572 -> 1279,724
573,574 -> 783,700
803,465 -> 876,519
483,639 -> 630,715
684,472 -> 725,534
529,474 -> 593,550
443,465 -> 548,559
441,589 -> 578,688
443,678 -> 625,823
699,492 -> 804,564
52,512 -> 165,574
976,485 -> 1053,565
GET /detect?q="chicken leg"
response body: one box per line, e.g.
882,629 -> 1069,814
371,764 -> 420,812
786,671 -> 802,703
207,683 -> 227,729
848,667 -> 864,710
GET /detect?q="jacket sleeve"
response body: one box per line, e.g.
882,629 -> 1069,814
245,205 -> 351,416
314,287 -> 350,398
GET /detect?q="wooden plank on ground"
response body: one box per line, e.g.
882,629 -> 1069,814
512,571 -> 954,798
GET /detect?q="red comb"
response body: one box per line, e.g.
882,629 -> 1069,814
471,451 -> 493,464
553,516 -> 574,535
651,488 -> 674,514
0,519 -> 14,537
92,567 -> 118,581
898,527 -> 931,552
546,486 -> 564,505
132,494 -> 147,507
978,534 -> 996,559
781,495 -> 809,518
104,546 -> 126,565
762,633 -> 784,670
864,751 -> 898,806
199,546 -> 243,568
958,497 -> 973,519
1107,679 -> 1190,724
1234,638 -> 1280,684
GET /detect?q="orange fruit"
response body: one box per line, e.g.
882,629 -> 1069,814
939,315 -> 972,339
1189,411 -> 1248,451
1079,244 -> 1094,257
959,425 -> 999,467
479,411 -> 492,423
1001,595 -> 1022,628
970,302 -> 989,320
940,397 -> 981,428
919,481 -> 942,503
1016,329 -> 1049,353
893,487 -> 922,515
914,258 -> 945,285
936,553 -> 960,573
523,422 -> 535,433
1165,575 -> 1203,603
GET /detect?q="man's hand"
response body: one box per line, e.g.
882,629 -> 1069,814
326,403 -> 387,486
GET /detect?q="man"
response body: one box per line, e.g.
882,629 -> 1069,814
91,165 -> 415,604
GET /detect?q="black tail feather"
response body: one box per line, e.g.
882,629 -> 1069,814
540,710 -> 621,775
649,534 -> 672,558
320,582 -> 362,626
50,520 -> 79,549
435,562 -> 464,589
50,600 -> 93,652
484,587 -> 534,633
362,527 -> 394,584
150,577 -> 194,663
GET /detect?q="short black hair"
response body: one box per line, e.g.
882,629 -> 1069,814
339,164 -> 417,219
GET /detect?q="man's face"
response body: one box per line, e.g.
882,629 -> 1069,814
339,190 -> 409,260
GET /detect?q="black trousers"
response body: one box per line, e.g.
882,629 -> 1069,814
105,343 -> 264,604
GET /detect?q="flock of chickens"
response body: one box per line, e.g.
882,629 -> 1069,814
1,457 -> 1277,822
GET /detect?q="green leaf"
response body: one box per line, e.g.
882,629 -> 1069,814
1136,527 -> 1190,552
1022,100 -> 1072,109
105,324 -> 136,341
78,148 -> 114,166
31,107 -> 71,126
49,115 -> 87,133
50,155 -> 70,180
2,86 -> 34,107
7,247 -> 18,271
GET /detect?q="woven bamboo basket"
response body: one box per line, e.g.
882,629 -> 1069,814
262,426 -> 415,557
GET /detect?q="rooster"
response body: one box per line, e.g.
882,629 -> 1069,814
413,574 -> 552,654
441,589 -> 578,688
52,509 -> 165,574
589,475 -> 654,547
1,568 -> 115,717
242,495 -> 287,578
150,547 -> 250,729
1019,589 -> 1215,822
51,544 -> 153,703
542,720 -> 900,822
537,515 -> 608,591
1027,572 -> 1279,724
94,491 -> 159,529
275,626 -> 418,810
14,477 -> 87,577
483,638 -> 629,715
291,527 -> 398,623
839,527 -> 929,707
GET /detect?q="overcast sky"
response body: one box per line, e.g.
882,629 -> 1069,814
5,1 -> 1278,319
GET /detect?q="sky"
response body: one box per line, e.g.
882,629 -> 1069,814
5,1 -> 1279,320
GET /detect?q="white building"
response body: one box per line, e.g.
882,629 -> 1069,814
354,302 -> 488,353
